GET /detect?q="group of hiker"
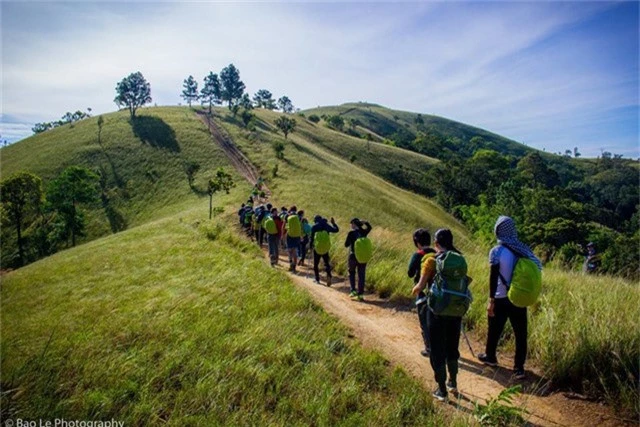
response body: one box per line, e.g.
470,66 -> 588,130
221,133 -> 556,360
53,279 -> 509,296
237,196 -> 373,301
407,216 -> 542,401
238,191 -> 543,403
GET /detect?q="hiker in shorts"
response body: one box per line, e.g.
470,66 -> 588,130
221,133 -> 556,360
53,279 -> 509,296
310,215 -> 340,285
344,218 -> 372,301
299,213 -> 312,266
285,206 -> 302,272
477,216 -> 542,381
408,228 -> 436,357
412,229 -> 465,402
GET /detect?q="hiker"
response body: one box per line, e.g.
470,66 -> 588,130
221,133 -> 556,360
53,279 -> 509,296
344,218 -> 372,301
265,208 -> 281,266
279,207 -> 288,250
298,213 -> 312,266
583,242 -> 601,274
412,229 -> 468,402
407,228 -> 436,357
242,204 -> 254,237
477,216 -> 542,380
286,206 -> 302,272
310,215 -> 340,285
252,205 -> 263,244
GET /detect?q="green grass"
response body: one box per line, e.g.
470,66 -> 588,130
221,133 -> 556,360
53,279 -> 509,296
1,107 -> 238,241
1,207 -> 459,425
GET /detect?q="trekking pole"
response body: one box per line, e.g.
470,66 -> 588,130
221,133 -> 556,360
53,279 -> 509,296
461,323 -> 475,357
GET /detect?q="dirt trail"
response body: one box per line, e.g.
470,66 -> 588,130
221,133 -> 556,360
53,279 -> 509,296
206,117 -> 631,426
265,250 -> 632,427
197,111 -> 269,194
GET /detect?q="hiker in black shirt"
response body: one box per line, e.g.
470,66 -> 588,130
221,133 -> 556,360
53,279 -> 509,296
344,218 -> 372,300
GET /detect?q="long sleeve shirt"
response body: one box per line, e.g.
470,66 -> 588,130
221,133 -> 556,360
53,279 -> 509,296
310,220 -> 339,248
344,222 -> 372,254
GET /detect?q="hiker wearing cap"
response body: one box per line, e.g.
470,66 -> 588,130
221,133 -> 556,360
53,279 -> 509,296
408,228 -> 437,357
344,218 -> 372,301
477,216 -> 542,381
285,206 -> 303,272
310,215 -> 340,285
413,229 -> 468,402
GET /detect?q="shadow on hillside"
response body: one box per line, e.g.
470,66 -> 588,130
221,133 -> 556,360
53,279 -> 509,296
131,116 -> 180,152
290,141 -> 330,166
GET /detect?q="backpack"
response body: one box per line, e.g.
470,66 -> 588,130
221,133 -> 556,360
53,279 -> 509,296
244,210 -> 253,226
264,216 -> 278,235
287,215 -> 302,238
500,248 -> 542,308
354,236 -> 373,264
428,251 -> 472,317
315,230 -> 331,255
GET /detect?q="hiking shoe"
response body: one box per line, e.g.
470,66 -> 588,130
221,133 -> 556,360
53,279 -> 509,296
349,290 -> 358,298
421,349 -> 430,357
313,279 -> 321,285
357,294 -> 364,302
478,353 -> 498,367
446,380 -> 457,393
432,388 -> 448,402
326,276 -> 332,287
513,369 -> 526,380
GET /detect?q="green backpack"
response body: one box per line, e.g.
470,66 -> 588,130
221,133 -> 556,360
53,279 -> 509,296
287,215 -> 302,238
428,251 -> 472,317
315,230 -> 331,255
354,236 -> 373,264
502,254 -> 542,308
264,216 -> 278,235
244,210 -> 253,226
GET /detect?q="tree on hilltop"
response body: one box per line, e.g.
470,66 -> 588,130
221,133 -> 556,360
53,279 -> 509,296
181,75 -> 199,107
114,72 -> 152,119
277,96 -> 294,114
200,72 -> 222,114
253,89 -> 276,110
220,64 -> 246,110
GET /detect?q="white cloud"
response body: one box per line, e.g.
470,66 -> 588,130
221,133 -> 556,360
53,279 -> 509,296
1,1 -> 637,157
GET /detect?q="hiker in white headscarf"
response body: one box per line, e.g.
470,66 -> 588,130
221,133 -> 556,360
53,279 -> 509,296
477,216 -> 542,380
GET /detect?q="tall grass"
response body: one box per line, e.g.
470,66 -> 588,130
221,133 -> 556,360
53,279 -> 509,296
222,107 -> 640,415
1,209 -> 460,425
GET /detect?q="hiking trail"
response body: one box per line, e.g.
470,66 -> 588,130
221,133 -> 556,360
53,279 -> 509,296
264,250 -> 632,427
203,116 -> 632,426
197,111 -> 269,194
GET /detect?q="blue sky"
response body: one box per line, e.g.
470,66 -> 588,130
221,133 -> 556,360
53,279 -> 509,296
1,1 -> 638,158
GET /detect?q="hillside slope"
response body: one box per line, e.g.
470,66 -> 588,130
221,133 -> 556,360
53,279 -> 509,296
303,102 -> 532,158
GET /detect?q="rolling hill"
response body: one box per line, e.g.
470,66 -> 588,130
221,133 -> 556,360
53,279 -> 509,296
1,104 -> 638,418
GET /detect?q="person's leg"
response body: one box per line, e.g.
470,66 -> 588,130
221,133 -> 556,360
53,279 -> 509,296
357,262 -> 366,295
268,234 -> 277,265
313,251 -> 321,282
427,310 -> 447,392
348,254 -> 357,293
484,298 -> 510,362
445,316 -> 462,387
509,303 -> 528,371
291,238 -> 299,268
417,301 -> 430,353
323,253 -> 332,277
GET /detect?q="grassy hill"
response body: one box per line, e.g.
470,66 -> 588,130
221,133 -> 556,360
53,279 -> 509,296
2,105 -> 638,416
303,102 -> 533,158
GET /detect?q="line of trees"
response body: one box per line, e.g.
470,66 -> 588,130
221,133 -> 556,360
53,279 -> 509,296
1,167 -> 102,268
32,109 -> 92,134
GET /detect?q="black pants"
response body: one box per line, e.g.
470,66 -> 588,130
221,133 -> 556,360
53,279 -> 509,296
427,310 -> 461,389
258,228 -> 265,246
348,254 -> 366,294
313,251 -> 331,281
417,299 -> 430,351
485,297 -> 527,370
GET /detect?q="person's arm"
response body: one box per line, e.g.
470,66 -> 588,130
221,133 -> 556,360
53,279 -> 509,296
412,257 -> 435,296
487,262 -> 499,318
310,225 -> 317,248
362,221 -> 372,236
344,231 -> 354,248
329,217 -> 339,233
